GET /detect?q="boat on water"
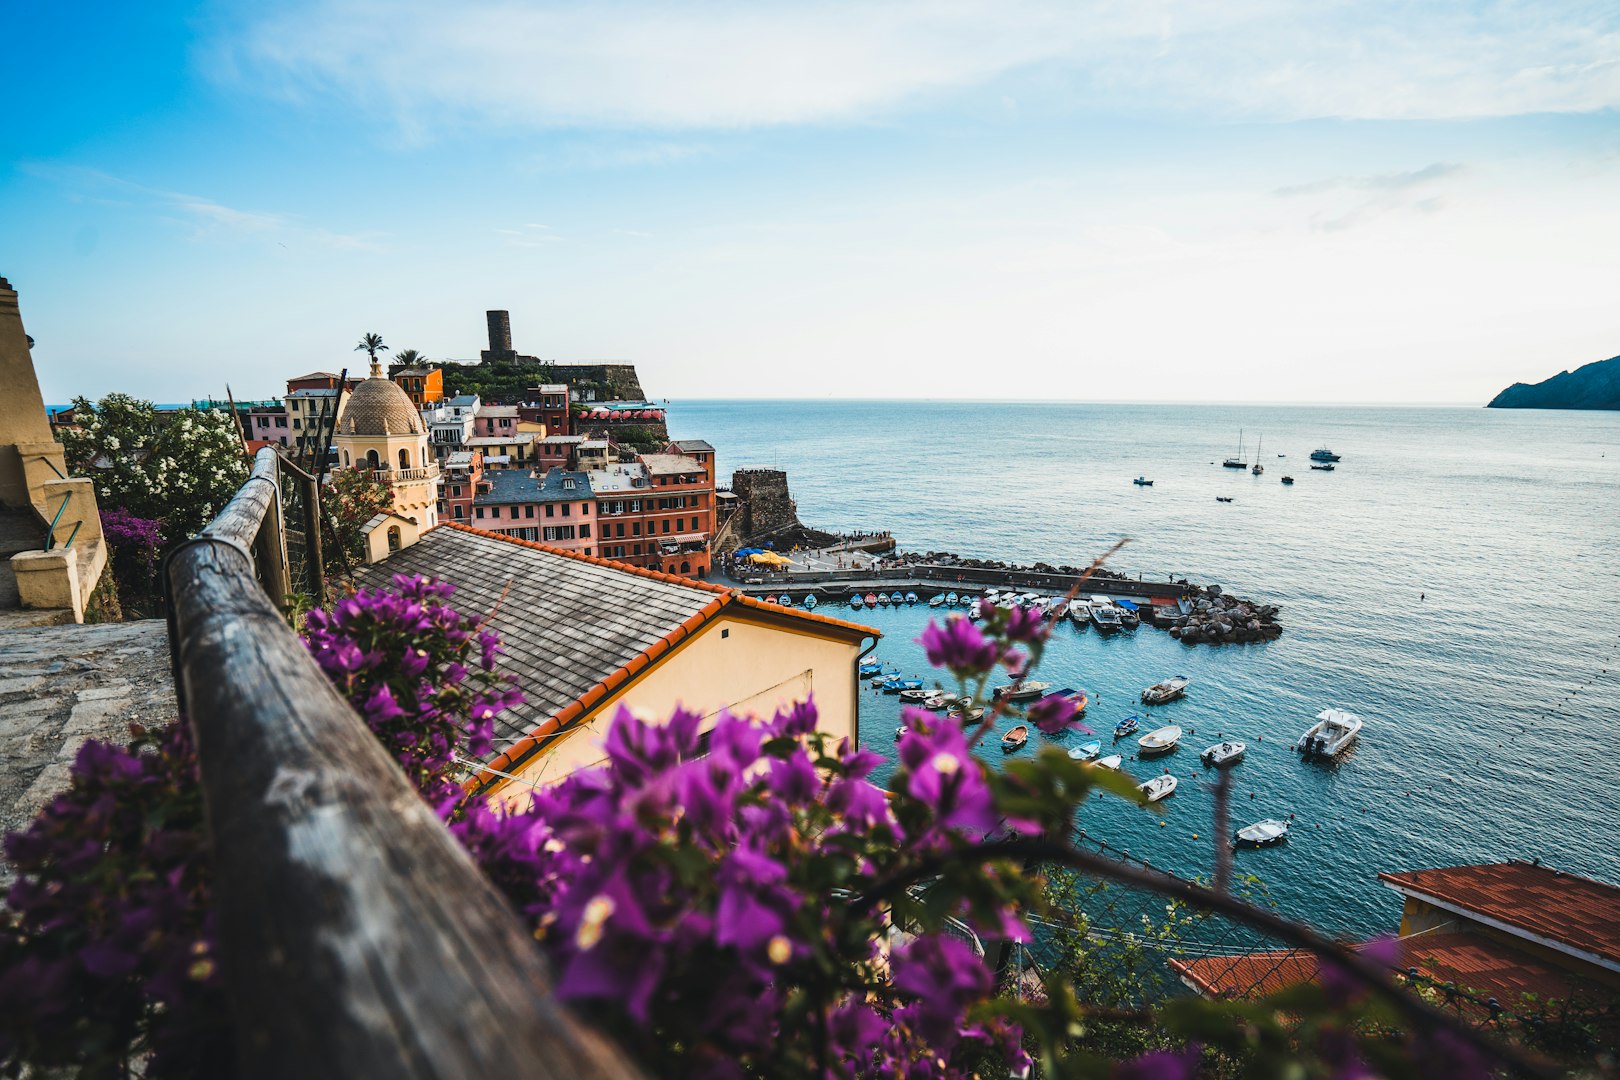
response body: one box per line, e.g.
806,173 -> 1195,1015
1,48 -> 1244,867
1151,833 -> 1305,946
1310,448 -> 1341,462
1138,725 -> 1183,755
882,678 -> 924,695
1095,754 -> 1123,771
1001,725 -> 1029,752
961,706 -> 986,722
1133,476 -> 1154,486
923,691 -> 958,710
777,594 -> 792,606
858,659 -> 884,676
1141,676 -> 1191,706
905,591 -> 918,604
1048,599 -> 1069,620
946,591 -> 959,605
1280,476 -> 1294,485
1201,741 -> 1246,767
1235,819 -> 1289,848
968,600 -> 982,620
1039,687 -> 1090,715
869,667 -> 901,684
1114,600 -> 1140,630
1222,429 -> 1248,469
1091,604 -> 1122,634
1310,463 -> 1335,472
1068,600 -> 1092,626
1068,740 -> 1103,761
850,594 -> 863,609
1138,775 -> 1178,802
928,594 -> 946,608
866,593 -> 880,606
1216,496 -> 1234,503
891,592 -> 906,605
1296,708 -> 1364,758
1251,435 -> 1264,476
898,688 -> 930,704
993,680 -> 1051,702
804,594 -> 817,609
1113,715 -> 1140,739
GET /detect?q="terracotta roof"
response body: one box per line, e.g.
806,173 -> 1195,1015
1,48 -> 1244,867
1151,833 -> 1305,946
353,525 -> 878,787
1379,862 -> 1620,969
338,376 -> 425,436
1171,930 -> 1594,1013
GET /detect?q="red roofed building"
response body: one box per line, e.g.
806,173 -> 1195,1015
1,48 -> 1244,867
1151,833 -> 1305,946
1171,861 -> 1620,1026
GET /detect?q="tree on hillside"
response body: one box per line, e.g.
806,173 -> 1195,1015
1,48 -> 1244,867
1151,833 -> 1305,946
59,393 -> 249,546
393,348 -> 427,367
355,333 -> 388,367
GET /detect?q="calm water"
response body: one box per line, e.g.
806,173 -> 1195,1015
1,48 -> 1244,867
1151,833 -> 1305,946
667,401 -> 1620,936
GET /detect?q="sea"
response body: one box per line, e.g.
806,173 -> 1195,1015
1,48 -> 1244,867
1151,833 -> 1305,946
666,401 -> 1620,937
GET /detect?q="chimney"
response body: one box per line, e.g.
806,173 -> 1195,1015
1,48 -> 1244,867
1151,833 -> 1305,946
486,310 -> 513,356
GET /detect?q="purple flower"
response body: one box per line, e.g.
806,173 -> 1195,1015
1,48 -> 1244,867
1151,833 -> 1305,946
1003,604 -> 1048,643
1026,693 -> 1091,736
1114,1044 -> 1202,1080
918,615 -> 1000,676
896,720 -> 999,837
892,935 -> 992,1047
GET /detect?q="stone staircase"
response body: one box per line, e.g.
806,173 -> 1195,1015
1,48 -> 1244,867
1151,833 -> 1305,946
0,503 -> 73,627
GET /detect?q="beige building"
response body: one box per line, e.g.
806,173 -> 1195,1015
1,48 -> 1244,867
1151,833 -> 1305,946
353,523 -> 879,804
335,358 -> 440,553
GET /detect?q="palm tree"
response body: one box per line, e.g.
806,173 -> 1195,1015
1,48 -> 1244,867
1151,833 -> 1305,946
355,333 -> 387,371
393,348 -> 427,366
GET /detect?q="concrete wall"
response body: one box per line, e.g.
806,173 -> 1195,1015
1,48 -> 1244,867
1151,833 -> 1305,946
494,611 -> 864,799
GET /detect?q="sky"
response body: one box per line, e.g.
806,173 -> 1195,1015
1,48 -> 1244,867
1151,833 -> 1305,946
4,1 -> 1620,405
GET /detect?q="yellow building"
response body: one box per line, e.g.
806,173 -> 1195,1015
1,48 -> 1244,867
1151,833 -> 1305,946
353,523 -> 879,803
335,358 -> 439,537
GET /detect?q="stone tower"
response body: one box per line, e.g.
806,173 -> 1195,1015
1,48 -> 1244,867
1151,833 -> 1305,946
483,310 -> 516,362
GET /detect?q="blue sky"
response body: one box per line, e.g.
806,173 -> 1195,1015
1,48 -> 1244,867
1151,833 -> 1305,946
4,1 -> 1619,404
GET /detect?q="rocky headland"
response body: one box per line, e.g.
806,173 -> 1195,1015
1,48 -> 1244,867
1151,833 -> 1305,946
1487,354 -> 1620,410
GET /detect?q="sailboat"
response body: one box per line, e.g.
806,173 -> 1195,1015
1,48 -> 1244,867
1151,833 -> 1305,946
1222,429 -> 1247,469
1251,435 -> 1264,476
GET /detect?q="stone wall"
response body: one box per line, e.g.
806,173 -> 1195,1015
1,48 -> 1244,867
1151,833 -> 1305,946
731,469 -> 801,539
550,363 -> 646,402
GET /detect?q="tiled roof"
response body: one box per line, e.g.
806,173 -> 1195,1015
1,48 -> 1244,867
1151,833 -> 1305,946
673,439 -> 715,453
1170,931 -> 1589,1013
474,468 -> 592,505
1379,862 -> 1620,968
288,371 -> 340,382
354,525 -> 878,779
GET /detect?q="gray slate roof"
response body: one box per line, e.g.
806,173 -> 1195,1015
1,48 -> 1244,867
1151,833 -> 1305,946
474,468 -> 592,505
353,526 -> 722,754
673,439 -> 714,453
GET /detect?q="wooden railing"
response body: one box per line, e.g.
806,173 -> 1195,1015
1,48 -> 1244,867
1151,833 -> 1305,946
163,447 -> 639,1079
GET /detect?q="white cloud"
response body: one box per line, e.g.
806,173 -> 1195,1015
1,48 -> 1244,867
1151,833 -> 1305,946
212,0 -> 1620,134
1274,162 -> 1467,231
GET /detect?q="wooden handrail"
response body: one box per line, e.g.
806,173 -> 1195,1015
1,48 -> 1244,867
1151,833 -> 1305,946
164,447 -> 641,1079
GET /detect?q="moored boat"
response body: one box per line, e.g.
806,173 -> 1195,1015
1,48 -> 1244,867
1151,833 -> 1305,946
1094,754 -> 1123,771
1295,708 -> 1363,758
778,594 -> 791,606
1235,819 -> 1289,847
1039,687 -> 1090,714
1001,725 -> 1029,752
1251,435 -> 1264,476
1280,476 -> 1294,485
867,592 -> 881,606
928,594 -> 946,607
883,678 -> 923,694
1141,676 -> 1190,706
1067,740 -> 1103,761
1114,600 -> 1140,630
804,594 -> 817,609
850,594 -> 863,609
1090,604 -> 1122,634
1133,476 -> 1154,486
1138,725 -> 1183,755
946,592 -> 959,605
1068,600 -> 1092,626
993,680 -> 1050,702
1138,774 -> 1178,802
923,691 -> 958,710
1048,599 -> 1069,620
1310,463 -> 1335,471
1216,496 -> 1234,503
898,688 -> 929,703
858,659 -> 883,676
1222,428 -> 1248,469
890,592 -> 905,605
1201,741 -> 1246,767
1310,447 -> 1341,462
905,591 -> 918,604
1113,715 -> 1140,739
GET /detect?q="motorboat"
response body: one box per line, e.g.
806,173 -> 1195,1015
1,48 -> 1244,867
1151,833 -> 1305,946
1048,599 -> 1069,620
1094,754 -> 1123,771
1138,775 -> 1178,802
1138,725 -> 1183,755
1090,605 -> 1122,634
891,592 -> 906,605
1310,463 -> 1335,472
1001,725 -> 1029,752
1068,600 -> 1092,626
868,665 -> 900,683
1296,708 -> 1363,759
905,591 -> 918,605
1133,476 -> 1154,486
804,594 -> 817,610
1216,496 -> 1234,503
1235,820 -> 1290,848
993,680 -> 1050,702
1067,740 -> 1103,761
1141,677 -> 1191,706
1201,741 -> 1246,767
1114,601 -> 1140,630
898,688 -> 929,704
883,678 -> 923,695
1310,448 -> 1341,462
929,594 -> 946,607
1280,476 -> 1294,485
968,601 -> 982,620
858,659 -> 884,677
1113,715 -> 1140,739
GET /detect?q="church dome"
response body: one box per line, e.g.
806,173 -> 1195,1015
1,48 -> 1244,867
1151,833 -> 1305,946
339,365 -> 424,436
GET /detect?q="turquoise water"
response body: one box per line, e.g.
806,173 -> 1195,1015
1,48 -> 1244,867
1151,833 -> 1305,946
666,401 -> 1620,935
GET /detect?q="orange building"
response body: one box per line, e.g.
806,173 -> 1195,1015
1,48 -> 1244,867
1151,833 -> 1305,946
390,365 -> 444,408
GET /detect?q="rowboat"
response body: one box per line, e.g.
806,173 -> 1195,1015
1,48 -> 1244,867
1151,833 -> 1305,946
993,680 -> 1050,702
850,594 -> 863,609
1113,715 -> 1140,739
1094,754 -> 1123,770
1138,775 -> 1178,802
1067,740 -> 1102,761
1138,725 -> 1182,755
1001,725 -> 1029,752
866,593 -> 881,606
929,594 -> 946,607
803,594 -> 817,609
898,688 -> 930,703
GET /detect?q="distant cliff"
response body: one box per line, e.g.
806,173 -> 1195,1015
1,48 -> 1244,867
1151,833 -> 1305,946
1488,354 -> 1620,410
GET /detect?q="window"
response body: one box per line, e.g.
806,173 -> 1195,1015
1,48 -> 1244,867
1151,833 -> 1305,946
545,504 -> 554,518
454,505 -> 464,519
399,448 -> 410,469
615,523 -> 625,538
451,484 -> 461,497
580,524 -> 590,538
580,502 -> 590,514
632,522 -> 641,536
561,504 -> 570,517
292,419 -> 302,430
366,449 -> 380,469
343,450 -> 351,467
387,526 -> 401,551
681,561 -> 691,574
475,507 -> 485,519
632,544 -> 642,555
524,505 -> 534,519
542,526 -> 576,542
662,519 -> 670,534
563,478 -> 576,490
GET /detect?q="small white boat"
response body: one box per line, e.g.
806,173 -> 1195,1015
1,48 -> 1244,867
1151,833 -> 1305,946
1141,676 -> 1191,706
1048,599 -> 1070,619
1068,600 -> 1092,626
1090,605 -> 1122,634
1067,740 -> 1102,761
945,592 -> 959,605
1235,819 -> 1290,847
1138,725 -> 1182,755
968,600 -> 982,620
1094,754 -> 1123,771
961,706 -> 986,722
1138,774 -> 1178,802
1201,741 -> 1246,767
898,688 -> 929,704
928,594 -> 946,608
993,680 -> 1050,702
1001,725 -> 1029,752
1296,708 -> 1363,759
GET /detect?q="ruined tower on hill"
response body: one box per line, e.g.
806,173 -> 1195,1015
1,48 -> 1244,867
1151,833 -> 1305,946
457,309 -> 647,404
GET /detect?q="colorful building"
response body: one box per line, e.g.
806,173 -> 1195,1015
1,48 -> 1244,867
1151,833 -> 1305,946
471,468 -> 595,552
334,357 -> 440,554
390,365 -> 444,408
438,450 -> 484,524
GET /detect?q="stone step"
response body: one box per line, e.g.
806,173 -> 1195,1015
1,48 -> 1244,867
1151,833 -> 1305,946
0,504 -> 46,610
